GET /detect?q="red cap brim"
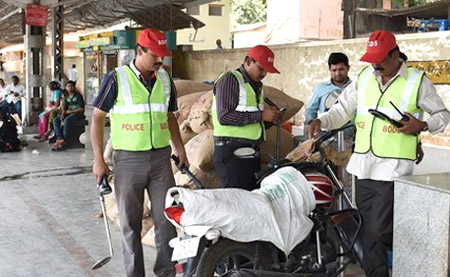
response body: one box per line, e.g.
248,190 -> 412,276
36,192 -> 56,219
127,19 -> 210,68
149,46 -> 173,57
260,62 -> 280,74
360,50 -> 389,64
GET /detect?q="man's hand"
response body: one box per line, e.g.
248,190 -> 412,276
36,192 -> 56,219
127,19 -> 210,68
176,150 -> 190,170
308,119 -> 322,138
416,142 -> 424,165
398,113 -> 427,135
262,107 -> 281,124
93,160 -> 111,184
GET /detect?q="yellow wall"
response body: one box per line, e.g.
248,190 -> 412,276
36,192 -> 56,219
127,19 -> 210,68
177,0 -> 231,50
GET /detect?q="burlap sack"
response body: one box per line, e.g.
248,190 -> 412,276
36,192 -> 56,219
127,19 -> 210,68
187,92 -> 214,133
174,80 -> 213,98
183,130 -> 214,170
171,122 -> 199,174
286,139 -> 316,162
184,130 -> 214,170
260,127 -> 294,163
174,166 -> 221,189
141,217 -> 154,239
263,85 -> 304,122
175,91 -> 208,124
286,138 -> 352,167
142,226 -> 156,247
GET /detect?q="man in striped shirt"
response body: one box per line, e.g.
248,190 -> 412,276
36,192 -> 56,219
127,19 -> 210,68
212,45 -> 282,191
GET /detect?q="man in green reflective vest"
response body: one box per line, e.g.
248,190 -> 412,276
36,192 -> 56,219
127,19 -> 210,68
91,29 -> 188,277
212,45 -> 282,191
309,30 -> 450,276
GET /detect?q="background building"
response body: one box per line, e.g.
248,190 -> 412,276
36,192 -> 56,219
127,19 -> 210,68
177,0 -> 231,50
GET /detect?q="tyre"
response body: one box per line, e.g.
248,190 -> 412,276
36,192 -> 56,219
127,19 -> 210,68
196,239 -> 257,277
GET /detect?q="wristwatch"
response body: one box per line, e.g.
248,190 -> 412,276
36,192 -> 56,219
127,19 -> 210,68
422,122 -> 429,132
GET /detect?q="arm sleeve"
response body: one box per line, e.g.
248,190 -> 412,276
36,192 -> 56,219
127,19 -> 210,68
305,85 -> 322,124
214,72 -> 261,126
77,93 -> 85,108
168,78 -> 177,112
417,76 -> 450,135
317,81 -> 357,130
92,71 -> 118,113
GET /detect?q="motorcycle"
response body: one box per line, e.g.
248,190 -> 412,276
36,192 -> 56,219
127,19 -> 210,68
165,124 -> 362,277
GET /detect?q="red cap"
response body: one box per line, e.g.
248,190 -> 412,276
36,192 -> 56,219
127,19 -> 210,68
137,29 -> 172,57
248,45 -> 280,74
360,30 -> 397,64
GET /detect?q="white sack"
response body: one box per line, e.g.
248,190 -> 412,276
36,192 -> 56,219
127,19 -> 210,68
165,167 -> 316,255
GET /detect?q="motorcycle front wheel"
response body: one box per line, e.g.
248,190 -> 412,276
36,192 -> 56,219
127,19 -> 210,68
196,239 -> 258,277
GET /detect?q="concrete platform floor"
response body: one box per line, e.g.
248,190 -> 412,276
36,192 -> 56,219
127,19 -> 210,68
0,135 -> 156,276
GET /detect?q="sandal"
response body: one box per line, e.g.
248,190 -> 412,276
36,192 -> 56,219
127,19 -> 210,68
51,145 -> 65,151
53,139 -> 64,147
39,135 -> 48,142
33,135 -> 41,140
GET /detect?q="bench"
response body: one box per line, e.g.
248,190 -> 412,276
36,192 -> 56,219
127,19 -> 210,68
49,118 -> 88,149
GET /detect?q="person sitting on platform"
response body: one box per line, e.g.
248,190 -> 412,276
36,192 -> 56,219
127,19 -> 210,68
52,81 -> 84,151
34,81 -> 63,142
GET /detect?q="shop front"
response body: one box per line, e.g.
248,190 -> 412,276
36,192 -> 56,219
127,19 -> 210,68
76,30 -> 138,104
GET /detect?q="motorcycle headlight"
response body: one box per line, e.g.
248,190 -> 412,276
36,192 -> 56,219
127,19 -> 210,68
205,229 -> 221,240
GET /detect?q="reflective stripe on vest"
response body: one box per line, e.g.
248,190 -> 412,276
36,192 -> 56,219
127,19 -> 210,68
212,70 -> 265,141
110,66 -> 171,151
354,66 -> 423,160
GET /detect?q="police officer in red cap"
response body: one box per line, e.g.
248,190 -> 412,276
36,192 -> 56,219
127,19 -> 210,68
309,30 -> 450,276
92,28 -> 189,277
212,45 -> 283,191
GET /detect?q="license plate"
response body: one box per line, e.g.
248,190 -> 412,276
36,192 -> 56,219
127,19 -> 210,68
171,236 -> 201,261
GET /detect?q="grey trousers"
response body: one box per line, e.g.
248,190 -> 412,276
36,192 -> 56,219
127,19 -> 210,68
114,147 -> 176,277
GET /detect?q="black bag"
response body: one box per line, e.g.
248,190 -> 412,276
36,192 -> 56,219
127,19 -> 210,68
0,111 -> 21,152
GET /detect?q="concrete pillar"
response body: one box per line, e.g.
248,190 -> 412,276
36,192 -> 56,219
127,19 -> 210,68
24,23 -> 46,126
51,5 -> 64,83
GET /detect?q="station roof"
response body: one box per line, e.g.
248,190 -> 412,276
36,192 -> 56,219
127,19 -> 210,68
0,0 -> 212,48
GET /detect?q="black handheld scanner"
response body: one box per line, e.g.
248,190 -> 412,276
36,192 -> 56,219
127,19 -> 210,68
368,109 -> 404,128
98,175 -> 112,196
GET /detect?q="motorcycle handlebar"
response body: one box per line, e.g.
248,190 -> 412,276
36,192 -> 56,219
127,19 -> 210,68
171,155 -> 204,189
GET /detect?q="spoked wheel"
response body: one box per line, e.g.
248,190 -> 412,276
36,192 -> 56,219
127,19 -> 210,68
196,239 -> 258,277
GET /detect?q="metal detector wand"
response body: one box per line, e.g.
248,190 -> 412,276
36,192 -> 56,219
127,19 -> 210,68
92,176 -> 114,270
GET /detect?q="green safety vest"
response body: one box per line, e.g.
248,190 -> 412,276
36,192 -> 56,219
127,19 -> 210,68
354,66 -> 424,160
110,65 -> 171,151
212,70 -> 265,141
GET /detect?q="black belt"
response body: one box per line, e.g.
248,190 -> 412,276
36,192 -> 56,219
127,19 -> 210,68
214,140 -> 259,150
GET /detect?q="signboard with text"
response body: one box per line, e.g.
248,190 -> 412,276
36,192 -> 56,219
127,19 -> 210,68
408,60 -> 450,84
26,4 -> 48,27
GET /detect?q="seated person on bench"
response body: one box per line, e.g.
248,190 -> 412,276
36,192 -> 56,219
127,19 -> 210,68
52,81 -> 84,151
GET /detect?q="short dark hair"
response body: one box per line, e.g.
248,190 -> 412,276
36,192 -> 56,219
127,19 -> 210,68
328,52 -> 349,68
66,80 -> 76,87
49,81 -> 61,91
12,75 -> 19,81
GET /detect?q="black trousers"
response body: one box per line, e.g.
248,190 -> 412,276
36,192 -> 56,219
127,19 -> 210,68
355,179 -> 394,277
213,142 -> 261,191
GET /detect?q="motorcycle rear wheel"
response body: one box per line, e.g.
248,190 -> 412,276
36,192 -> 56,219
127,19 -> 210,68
196,239 -> 257,277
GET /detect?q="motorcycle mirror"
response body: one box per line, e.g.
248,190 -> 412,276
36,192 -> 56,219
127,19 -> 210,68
233,147 -> 256,158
